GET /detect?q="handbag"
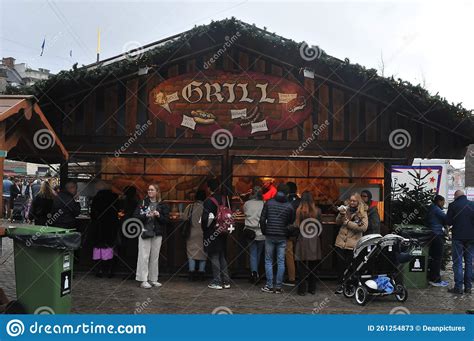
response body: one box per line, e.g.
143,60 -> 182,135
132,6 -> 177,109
243,227 -> 256,241
181,203 -> 194,240
141,228 -> 155,239
286,224 -> 300,238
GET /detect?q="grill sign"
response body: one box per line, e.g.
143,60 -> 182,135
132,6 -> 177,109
149,71 -> 312,137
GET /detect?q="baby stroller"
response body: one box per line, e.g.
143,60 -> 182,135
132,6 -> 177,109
341,234 -> 418,306
11,195 -> 28,222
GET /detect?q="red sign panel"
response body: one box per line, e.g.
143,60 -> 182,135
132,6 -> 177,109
148,71 -> 312,137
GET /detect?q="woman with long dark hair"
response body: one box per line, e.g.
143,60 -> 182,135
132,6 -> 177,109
90,181 -> 120,278
294,191 -> 322,295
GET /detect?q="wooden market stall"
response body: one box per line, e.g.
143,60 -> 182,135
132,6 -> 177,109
19,19 -> 473,277
0,95 -> 68,210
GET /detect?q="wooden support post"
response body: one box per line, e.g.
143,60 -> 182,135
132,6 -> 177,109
383,162 -> 392,232
59,161 -> 69,189
0,122 -> 6,217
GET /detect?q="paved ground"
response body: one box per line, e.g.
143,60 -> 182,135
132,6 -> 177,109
1,226 -> 472,314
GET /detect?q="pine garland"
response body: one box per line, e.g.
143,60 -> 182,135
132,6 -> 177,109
5,17 -> 472,123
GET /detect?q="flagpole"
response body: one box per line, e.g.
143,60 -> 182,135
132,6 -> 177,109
96,27 -> 100,63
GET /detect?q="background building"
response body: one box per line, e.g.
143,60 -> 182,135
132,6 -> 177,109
0,57 -> 52,92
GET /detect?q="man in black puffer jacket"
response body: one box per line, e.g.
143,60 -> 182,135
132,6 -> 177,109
260,183 -> 295,293
50,181 -> 81,229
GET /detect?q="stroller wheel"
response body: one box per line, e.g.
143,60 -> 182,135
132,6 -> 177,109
395,284 -> 408,302
355,286 -> 369,306
343,284 -> 356,298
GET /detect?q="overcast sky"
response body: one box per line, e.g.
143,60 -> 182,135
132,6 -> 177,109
1,0 -> 471,167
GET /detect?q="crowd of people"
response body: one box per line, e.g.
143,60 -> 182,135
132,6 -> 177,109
175,179 -> 381,295
5,174 -> 473,297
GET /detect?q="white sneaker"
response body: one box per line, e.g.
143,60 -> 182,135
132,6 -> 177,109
140,281 -> 152,289
151,281 -> 162,287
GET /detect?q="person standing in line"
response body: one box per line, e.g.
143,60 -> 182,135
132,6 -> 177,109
260,183 -> 295,294
90,181 -> 120,278
294,191 -> 322,296
50,180 -> 81,229
334,193 -> 368,294
134,183 -> 170,289
201,178 -> 231,290
283,181 -> 300,287
426,194 -> 449,287
360,190 -> 381,235
184,190 -> 207,281
28,181 -> 55,226
446,190 -> 474,294
243,186 -> 265,284
2,176 -> 13,219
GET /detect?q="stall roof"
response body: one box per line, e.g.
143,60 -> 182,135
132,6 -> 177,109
0,95 -> 68,163
8,18 -> 473,142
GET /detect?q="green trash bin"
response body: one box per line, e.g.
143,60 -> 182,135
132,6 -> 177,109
7,225 -> 81,314
394,224 -> 431,289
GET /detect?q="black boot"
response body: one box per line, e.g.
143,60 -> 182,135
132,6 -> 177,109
188,271 -> 195,281
197,271 -> 206,281
250,271 -> 259,285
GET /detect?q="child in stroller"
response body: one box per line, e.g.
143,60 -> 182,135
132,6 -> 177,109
340,233 -> 418,305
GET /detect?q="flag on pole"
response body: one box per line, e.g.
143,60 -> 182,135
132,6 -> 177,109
96,27 -> 100,62
70,50 -> 73,58
40,38 -> 46,56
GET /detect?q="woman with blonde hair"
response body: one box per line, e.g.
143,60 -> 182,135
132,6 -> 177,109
334,193 -> 368,294
134,183 -> 170,289
28,180 -> 55,226
294,191 -> 322,295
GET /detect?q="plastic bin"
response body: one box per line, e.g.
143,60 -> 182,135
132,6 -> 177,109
7,225 -> 81,314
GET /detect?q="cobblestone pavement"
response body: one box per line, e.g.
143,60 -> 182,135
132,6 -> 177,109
1,231 -> 472,314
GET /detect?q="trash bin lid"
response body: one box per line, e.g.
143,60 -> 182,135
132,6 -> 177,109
7,225 -> 81,250
7,225 -> 75,236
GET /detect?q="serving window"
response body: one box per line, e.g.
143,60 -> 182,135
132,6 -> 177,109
232,158 -> 385,220
100,156 -> 221,201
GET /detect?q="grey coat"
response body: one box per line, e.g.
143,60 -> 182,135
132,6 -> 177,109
184,201 -> 207,260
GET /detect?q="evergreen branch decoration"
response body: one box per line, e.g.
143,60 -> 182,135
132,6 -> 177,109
4,17 -> 473,124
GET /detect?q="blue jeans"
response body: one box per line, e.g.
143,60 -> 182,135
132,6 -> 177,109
264,239 -> 287,289
188,258 -> 206,272
452,240 -> 474,290
249,240 -> 265,274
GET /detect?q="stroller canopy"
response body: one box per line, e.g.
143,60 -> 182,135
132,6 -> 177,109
354,234 -> 383,258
